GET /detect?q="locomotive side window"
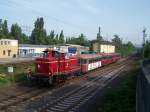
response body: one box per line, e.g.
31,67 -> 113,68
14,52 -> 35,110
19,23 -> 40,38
52,51 -> 59,58
78,59 -> 81,64
81,59 -> 87,64
43,51 -> 48,58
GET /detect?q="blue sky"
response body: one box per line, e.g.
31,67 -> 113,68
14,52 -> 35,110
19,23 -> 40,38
0,0 -> 150,45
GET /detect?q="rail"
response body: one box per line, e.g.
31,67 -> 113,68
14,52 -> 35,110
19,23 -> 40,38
136,59 -> 150,112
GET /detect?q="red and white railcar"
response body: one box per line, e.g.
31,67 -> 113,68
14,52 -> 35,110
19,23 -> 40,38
79,54 -> 102,73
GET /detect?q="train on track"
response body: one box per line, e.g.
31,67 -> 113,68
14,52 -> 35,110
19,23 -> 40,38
28,49 -> 121,84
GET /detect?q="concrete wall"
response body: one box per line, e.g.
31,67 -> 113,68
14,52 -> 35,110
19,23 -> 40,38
0,39 -> 18,58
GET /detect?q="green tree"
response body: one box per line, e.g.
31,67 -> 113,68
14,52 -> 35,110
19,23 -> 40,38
10,23 -> 22,42
112,35 -> 135,57
21,33 -> 29,44
66,34 -> 90,47
30,17 -> 47,44
2,20 -> 9,38
112,34 -> 122,52
59,30 -> 64,44
112,34 -> 122,45
144,41 -> 150,58
0,19 -> 3,39
47,30 -> 55,44
55,34 -> 59,44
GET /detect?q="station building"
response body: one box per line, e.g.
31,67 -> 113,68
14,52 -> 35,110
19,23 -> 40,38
0,39 -> 18,58
18,44 -> 54,58
92,40 -> 115,53
18,44 -> 89,57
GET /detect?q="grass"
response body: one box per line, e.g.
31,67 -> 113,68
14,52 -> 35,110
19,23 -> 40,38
97,64 -> 139,112
0,62 -> 35,87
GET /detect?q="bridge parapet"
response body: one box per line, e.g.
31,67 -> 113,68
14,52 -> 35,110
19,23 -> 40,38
137,59 -> 150,112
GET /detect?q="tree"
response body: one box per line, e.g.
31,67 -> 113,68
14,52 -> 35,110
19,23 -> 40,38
10,23 -> 22,42
47,30 -> 55,44
55,34 -> 59,44
21,33 -> 29,44
0,19 -> 3,39
144,41 -> 150,58
112,34 -> 135,57
2,20 -> 9,38
59,30 -> 64,44
30,17 -> 47,44
112,34 -> 122,45
66,33 -> 91,47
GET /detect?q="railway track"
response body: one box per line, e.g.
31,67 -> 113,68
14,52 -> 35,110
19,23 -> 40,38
37,65 -> 126,112
2,58 -> 132,112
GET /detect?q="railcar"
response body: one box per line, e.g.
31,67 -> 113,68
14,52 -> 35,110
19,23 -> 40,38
28,49 -> 120,85
100,53 -> 121,66
78,54 -> 102,73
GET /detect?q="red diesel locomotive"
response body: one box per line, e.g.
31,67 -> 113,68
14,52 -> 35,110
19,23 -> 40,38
28,49 -> 120,84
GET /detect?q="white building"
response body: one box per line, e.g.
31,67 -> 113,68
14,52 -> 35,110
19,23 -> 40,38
92,40 -> 115,53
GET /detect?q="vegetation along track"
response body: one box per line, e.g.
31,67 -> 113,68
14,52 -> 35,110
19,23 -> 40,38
1,57 -> 132,112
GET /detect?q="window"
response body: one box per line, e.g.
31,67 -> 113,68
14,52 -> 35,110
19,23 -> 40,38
3,50 -> 5,55
1,41 -> 3,45
78,59 -> 81,64
4,41 -> 7,45
8,41 -> 10,45
81,59 -> 87,64
52,51 -> 59,58
43,52 -> 48,58
8,50 -> 11,56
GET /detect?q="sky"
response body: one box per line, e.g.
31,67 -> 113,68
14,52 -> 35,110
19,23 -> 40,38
0,0 -> 150,45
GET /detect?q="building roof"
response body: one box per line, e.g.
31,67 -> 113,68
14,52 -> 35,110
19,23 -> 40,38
19,44 -> 55,48
0,39 -> 18,42
91,40 -> 115,45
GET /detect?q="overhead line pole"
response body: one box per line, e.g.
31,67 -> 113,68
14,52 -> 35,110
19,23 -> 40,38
142,28 -> 146,59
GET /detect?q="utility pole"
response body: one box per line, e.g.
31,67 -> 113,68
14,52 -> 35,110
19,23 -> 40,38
142,28 -> 147,59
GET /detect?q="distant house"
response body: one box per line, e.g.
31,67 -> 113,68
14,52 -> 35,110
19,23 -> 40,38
18,44 -> 54,58
0,39 -> 18,58
92,40 -> 115,53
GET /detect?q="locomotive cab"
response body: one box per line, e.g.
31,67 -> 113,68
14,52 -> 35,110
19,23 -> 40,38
31,49 -> 60,84
30,48 -> 81,85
